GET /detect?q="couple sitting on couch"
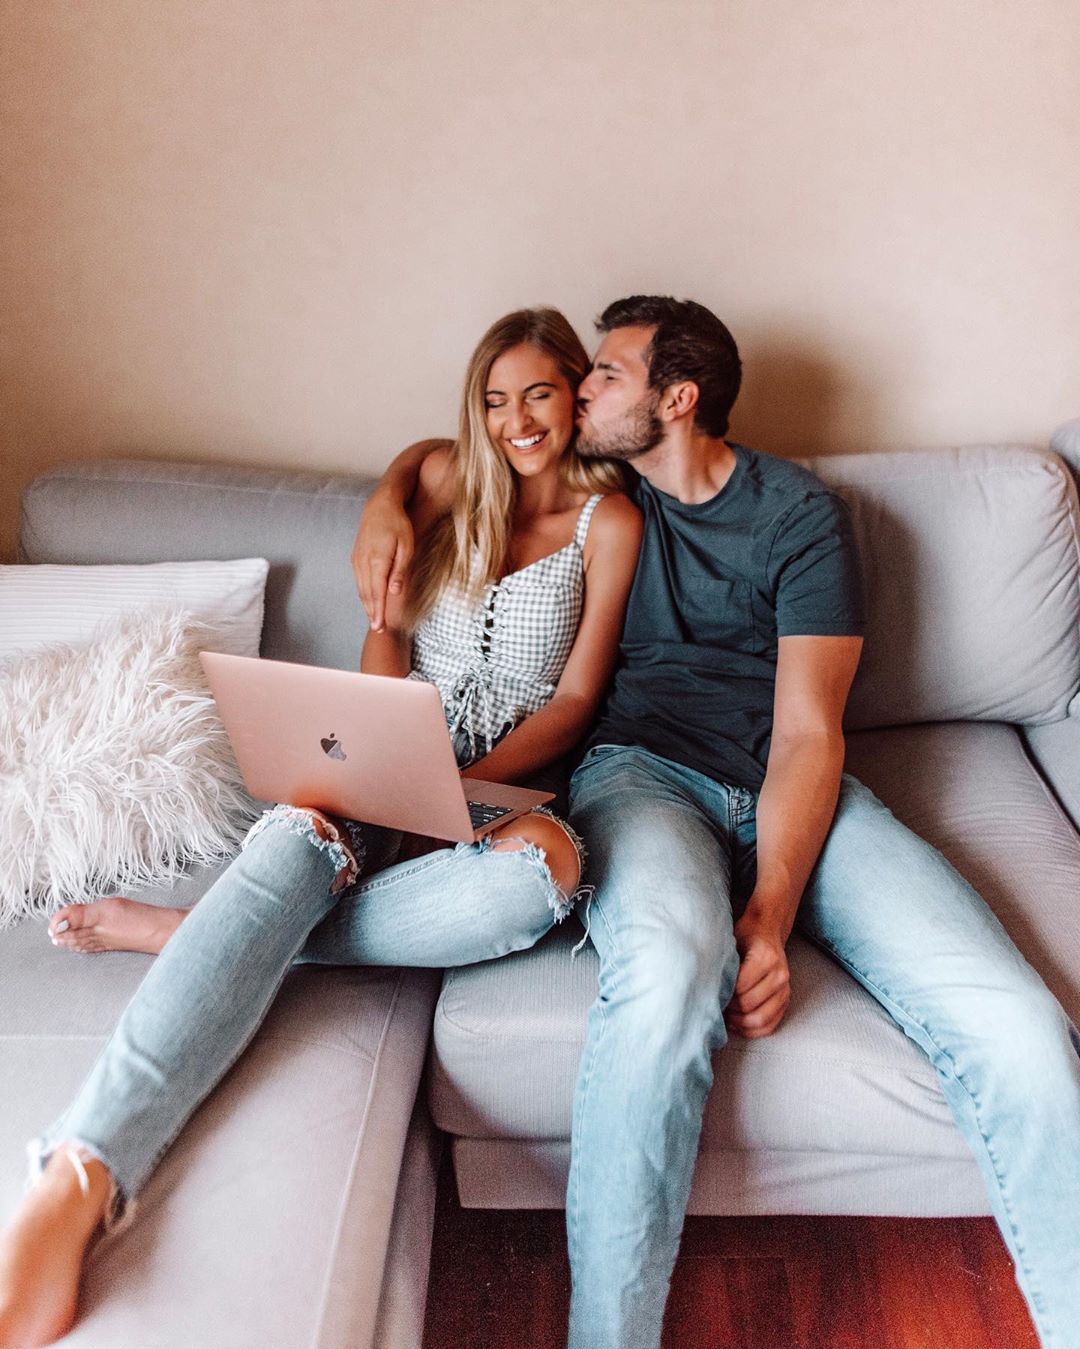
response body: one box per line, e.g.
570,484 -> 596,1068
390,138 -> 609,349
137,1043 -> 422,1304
1,296 -> 1078,1349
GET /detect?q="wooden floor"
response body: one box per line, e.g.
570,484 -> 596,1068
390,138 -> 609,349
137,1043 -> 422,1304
422,1162 -> 1039,1349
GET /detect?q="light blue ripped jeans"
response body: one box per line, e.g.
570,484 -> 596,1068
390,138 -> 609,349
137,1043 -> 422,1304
566,745 -> 1080,1349
36,805 -> 579,1221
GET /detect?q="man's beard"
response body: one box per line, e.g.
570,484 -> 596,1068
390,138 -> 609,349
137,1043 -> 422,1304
577,392 -> 664,463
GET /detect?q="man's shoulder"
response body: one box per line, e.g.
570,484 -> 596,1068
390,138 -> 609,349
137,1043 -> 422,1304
736,446 -> 856,574
737,443 -> 835,506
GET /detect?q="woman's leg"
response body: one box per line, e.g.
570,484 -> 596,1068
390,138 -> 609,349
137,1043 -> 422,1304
45,805 -> 372,957
296,808 -> 582,966
47,811 -> 582,957
0,807 -> 357,1348
0,806 -> 577,1347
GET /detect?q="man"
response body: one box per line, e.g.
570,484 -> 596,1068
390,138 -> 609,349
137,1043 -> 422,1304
354,297 -> 1080,1349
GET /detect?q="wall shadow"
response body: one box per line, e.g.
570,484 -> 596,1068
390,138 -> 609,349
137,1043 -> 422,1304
728,334 -> 883,460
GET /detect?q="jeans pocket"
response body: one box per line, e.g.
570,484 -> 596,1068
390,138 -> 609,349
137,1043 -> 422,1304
579,743 -> 624,765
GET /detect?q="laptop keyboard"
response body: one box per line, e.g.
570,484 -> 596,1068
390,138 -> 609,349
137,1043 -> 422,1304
467,800 -> 515,830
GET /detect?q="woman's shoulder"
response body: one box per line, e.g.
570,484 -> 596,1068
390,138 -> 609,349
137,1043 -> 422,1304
582,491 -> 643,557
589,491 -> 643,530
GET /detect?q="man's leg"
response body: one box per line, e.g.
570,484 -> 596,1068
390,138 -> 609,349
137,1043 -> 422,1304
801,775 -> 1080,1347
566,747 -> 741,1349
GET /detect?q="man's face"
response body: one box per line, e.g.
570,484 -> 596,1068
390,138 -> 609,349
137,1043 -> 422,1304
575,325 -> 665,463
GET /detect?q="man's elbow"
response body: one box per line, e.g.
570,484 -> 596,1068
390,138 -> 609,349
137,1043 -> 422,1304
772,725 -> 846,768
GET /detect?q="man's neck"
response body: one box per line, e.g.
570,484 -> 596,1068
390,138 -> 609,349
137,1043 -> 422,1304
630,432 -> 737,504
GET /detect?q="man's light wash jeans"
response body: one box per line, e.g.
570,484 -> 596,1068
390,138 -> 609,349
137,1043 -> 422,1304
566,745 -> 1080,1349
38,810 -> 570,1216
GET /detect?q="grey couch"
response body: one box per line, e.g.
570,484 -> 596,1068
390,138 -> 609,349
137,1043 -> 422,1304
5,430 -> 1080,1344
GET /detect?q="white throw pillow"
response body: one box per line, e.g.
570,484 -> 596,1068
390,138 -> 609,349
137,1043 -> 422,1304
0,608 -> 260,925
0,558 -> 269,660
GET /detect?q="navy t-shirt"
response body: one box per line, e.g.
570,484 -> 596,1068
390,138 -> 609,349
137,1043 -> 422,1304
590,443 -> 865,790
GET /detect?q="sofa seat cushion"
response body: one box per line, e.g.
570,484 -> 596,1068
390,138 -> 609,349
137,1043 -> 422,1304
0,879 -> 440,1349
1023,714 -> 1080,837
429,723 -> 1080,1210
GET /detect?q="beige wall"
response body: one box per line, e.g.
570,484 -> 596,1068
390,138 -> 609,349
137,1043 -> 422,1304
2,0 -> 1078,559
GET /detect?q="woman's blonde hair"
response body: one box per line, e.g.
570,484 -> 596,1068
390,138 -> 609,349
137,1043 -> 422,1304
405,308 -> 626,627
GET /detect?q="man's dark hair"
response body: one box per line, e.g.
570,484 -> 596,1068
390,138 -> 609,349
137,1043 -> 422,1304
597,296 -> 742,438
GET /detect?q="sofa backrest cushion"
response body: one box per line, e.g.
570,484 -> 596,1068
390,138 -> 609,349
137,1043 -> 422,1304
19,460 -> 375,671
801,446 -> 1080,729
20,446 -> 1080,729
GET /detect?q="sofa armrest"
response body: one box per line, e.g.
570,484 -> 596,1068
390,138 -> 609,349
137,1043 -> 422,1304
371,1098 -> 444,1349
1051,419 -> 1080,491
1025,423 -> 1080,831
1024,715 -> 1080,835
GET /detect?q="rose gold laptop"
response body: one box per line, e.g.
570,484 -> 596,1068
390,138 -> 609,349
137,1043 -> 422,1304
199,652 -> 553,844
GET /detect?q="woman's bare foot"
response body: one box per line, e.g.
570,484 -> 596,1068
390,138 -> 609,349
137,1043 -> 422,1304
0,1150 -> 111,1347
48,898 -> 186,956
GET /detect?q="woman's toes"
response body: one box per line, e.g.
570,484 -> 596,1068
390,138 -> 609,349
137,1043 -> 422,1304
48,905 -> 87,939
50,904 -> 104,952
52,931 -> 104,954
49,898 -> 185,956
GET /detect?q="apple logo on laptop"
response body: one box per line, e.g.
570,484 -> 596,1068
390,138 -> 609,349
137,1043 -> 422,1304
320,733 -> 347,762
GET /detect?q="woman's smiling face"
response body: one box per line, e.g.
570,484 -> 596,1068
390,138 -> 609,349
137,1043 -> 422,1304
484,343 -> 577,478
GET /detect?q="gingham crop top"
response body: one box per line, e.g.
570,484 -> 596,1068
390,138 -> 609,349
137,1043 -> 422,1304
408,494 -> 603,764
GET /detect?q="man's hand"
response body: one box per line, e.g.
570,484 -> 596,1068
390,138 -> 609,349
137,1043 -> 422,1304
723,634 -> 862,1040
725,912 -> 791,1039
352,489 -> 415,632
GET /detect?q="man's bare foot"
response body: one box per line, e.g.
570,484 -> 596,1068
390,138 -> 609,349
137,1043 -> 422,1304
48,898 -> 186,956
0,1150 -> 111,1347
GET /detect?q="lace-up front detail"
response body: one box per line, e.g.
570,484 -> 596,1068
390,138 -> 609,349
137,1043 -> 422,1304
409,494 -> 602,763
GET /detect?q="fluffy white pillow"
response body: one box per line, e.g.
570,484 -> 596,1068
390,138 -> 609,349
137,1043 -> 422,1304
0,608 -> 260,925
0,558 -> 269,661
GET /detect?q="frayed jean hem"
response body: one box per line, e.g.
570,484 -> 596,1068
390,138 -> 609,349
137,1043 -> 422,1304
27,1136 -> 135,1236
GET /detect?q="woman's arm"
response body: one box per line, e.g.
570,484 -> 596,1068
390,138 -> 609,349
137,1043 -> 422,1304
461,494 -> 643,784
359,446 -> 457,676
352,439 -> 454,631
359,601 -> 412,677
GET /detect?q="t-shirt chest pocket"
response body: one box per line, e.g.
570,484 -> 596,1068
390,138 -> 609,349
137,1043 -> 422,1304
682,574 -> 755,650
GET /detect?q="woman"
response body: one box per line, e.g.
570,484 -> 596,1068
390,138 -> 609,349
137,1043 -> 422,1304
0,308 -> 642,1347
